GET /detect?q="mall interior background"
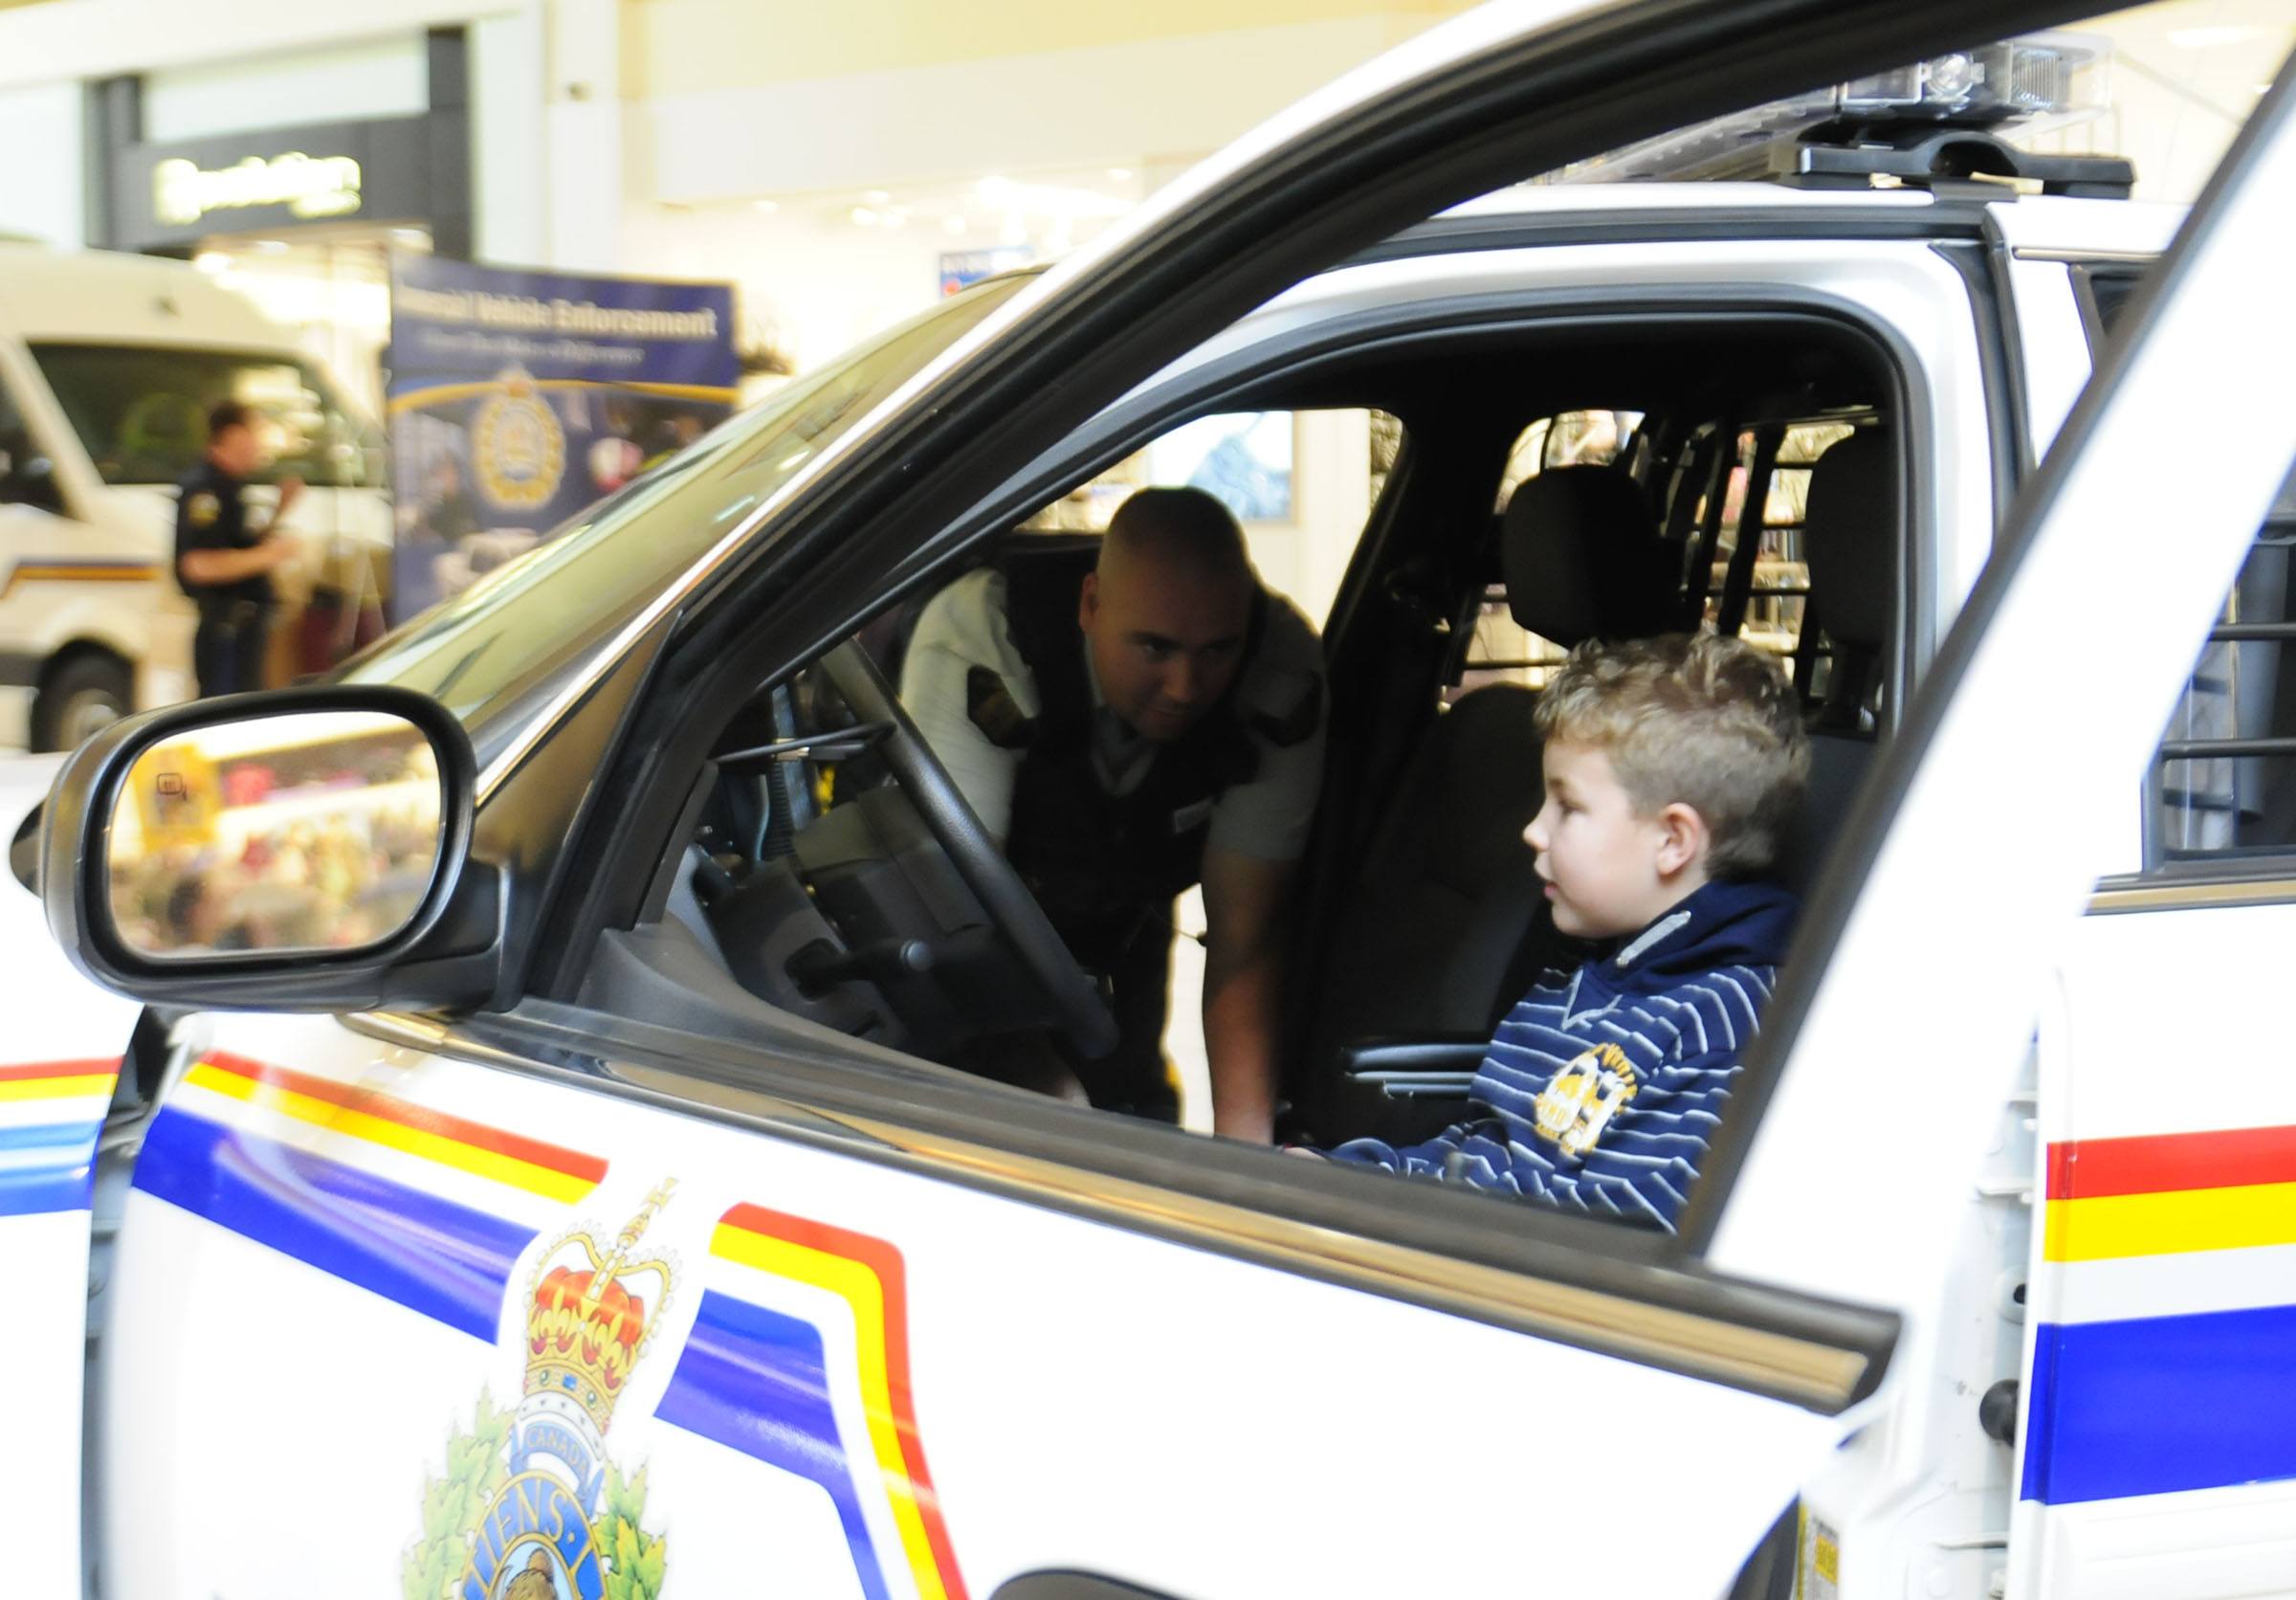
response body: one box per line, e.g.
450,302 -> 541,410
0,0 -> 2286,626
0,0 -> 2286,1120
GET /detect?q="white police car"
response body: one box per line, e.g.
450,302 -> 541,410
7,1 -> 2295,1595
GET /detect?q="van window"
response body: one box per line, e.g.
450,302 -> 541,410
27,344 -> 382,489
0,372 -> 54,512
0,370 -> 26,462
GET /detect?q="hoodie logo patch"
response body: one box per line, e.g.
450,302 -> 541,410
1533,1043 -> 1639,1159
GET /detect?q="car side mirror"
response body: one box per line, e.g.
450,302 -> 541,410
40,684 -> 502,1011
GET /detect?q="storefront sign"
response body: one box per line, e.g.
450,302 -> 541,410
108,113 -> 463,250
386,253 -> 739,621
151,151 -> 364,227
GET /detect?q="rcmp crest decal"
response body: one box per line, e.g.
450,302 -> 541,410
405,1182 -> 678,1600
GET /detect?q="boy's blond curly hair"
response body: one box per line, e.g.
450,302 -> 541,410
1534,632 -> 1810,878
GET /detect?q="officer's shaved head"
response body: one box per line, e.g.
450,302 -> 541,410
1082,487 -> 1256,742
1099,486 -> 1251,587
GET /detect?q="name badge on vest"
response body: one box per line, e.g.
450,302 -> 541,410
1170,797 -> 1216,836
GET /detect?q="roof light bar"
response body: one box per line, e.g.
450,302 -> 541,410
1541,33 -> 2124,194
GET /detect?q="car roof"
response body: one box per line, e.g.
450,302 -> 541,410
1441,179 -> 2182,241
1443,180 -> 1946,217
1979,191 -> 2184,256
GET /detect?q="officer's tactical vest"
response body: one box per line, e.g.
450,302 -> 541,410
975,544 -> 1278,972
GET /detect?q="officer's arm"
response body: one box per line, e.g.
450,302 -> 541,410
177,541 -> 289,587
1201,846 -> 1295,1144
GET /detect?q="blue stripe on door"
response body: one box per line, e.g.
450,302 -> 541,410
0,1118 -> 104,1215
131,1106 -> 533,1341
2022,1302 -> 2296,1504
653,1288 -> 889,1600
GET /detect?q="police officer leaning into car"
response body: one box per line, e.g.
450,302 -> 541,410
175,400 -> 300,699
900,487 -> 1326,1143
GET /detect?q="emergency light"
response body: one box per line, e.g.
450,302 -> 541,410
1540,33 -> 2126,194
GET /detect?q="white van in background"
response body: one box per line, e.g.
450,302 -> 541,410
0,243 -> 386,750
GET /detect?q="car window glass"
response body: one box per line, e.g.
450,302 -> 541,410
27,344 -> 381,488
679,415 -> 1386,1124
677,397 -> 1402,1126
1462,415 -> 1875,702
0,370 -> 62,512
2145,458 -> 2296,870
683,611 -> 1089,1078
1465,409 -> 1646,695
1740,421 -> 1854,659
1491,408 -> 1644,512
1027,408 -> 1401,627
339,274 -> 1033,736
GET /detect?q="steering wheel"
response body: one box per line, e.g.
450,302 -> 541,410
819,640 -> 1118,1060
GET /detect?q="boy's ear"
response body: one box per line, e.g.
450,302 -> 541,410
1654,801 -> 1711,878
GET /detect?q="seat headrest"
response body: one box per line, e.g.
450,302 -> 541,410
1501,466 -> 1675,647
1802,430 -> 1895,652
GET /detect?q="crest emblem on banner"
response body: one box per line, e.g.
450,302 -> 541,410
474,367 -> 566,510
403,1182 -> 678,1600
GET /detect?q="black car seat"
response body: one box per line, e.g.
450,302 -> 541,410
1301,466 -> 1675,1135
1773,429 -> 1895,898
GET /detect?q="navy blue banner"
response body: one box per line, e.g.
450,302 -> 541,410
386,253 -> 739,620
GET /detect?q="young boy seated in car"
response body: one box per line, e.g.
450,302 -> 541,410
1320,632 -> 1808,1233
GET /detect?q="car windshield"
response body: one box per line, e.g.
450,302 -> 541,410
29,343 -> 384,488
337,274 -> 1033,758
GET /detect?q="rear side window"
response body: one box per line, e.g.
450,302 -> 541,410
1465,411 -> 1646,693
1723,420 -> 1854,661
2145,462 -> 2296,870
29,343 -> 382,489
1461,413 -> 1861,694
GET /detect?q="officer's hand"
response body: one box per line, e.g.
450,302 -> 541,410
259,535 -> 298,571
276,476 -> 305,514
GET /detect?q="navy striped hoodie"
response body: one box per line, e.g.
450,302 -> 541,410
1330,878 -> 1798,1233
